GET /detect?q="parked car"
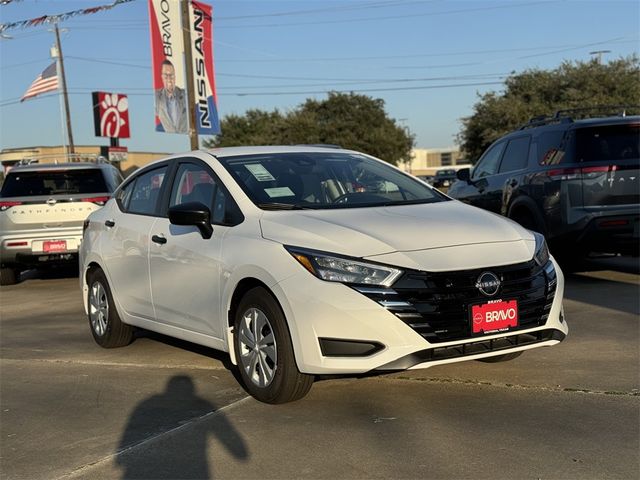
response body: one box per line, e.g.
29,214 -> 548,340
0,162 -> 122,285
432,168 -> 458,190
416,174 -> 434,185
80,146 -> 567,404
448,109 -> 639,262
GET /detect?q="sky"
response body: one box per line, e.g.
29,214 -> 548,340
0,0 -> 638,157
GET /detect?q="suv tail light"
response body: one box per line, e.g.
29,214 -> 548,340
0,201 -> 22,211
546,165 -> 618,180
81,196 -> 110,206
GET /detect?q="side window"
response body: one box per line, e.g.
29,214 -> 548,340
537,130 -> 567,165
128,166 -> 168,216
472,142 -> 505,179
499,136 -> 530,173
115,180 -> 135,211
169,162 -> 235,225
170,163 -> 216,209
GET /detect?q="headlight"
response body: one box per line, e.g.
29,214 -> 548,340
285,246 -> 403,286
533,232 -> 550,266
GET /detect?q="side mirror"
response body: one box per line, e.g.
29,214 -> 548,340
168,202 -> 213,239
456,168 -> 471,182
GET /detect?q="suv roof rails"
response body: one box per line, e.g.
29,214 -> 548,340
519,105 -> 640,130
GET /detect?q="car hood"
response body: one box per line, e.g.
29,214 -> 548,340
259,200 -> 534,259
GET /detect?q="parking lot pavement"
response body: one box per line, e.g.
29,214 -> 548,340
1,258 -> 638,480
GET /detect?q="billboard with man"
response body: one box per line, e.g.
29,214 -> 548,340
148,0 -> 188,134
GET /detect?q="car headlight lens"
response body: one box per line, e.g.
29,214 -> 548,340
533,232 -> 550,266
285,246 -> 403,286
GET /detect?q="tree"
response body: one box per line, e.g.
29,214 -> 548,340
457,56 -> 640,163
204,92 -> 414,166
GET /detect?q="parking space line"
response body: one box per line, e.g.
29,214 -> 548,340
54,395 -> 253,480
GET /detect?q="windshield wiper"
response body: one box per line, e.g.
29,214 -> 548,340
256,202 -> 313,210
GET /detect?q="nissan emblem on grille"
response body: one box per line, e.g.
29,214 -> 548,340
475,272 -> 501,297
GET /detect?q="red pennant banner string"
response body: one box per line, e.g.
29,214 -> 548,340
0,0 -> 136,33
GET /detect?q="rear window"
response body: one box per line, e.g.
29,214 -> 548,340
575,124 -> 640,163
0,169 -> 109,197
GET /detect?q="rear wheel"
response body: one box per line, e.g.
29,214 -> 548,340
0,266 -> 20,286
87,268 -> 134,348
477,351 -> 523,363
234,287 -> 314,404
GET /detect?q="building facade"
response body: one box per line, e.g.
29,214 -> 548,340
399,147 -> 469,176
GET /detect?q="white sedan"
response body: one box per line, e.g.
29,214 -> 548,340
80,146 -> 567,404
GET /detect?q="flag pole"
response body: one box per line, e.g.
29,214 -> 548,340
51,43 -> 67,159
54,23 -> 75,156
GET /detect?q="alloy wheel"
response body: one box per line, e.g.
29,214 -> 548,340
89,281 -> 109,337
238,307 -> 277,388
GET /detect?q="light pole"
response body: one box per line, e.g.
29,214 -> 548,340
589,50 -> 611,64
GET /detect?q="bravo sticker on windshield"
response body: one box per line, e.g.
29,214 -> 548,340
245,164 -> 275,182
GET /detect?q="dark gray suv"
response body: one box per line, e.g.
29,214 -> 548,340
448,109 -> 639,263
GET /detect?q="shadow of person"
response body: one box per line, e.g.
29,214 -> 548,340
117,375 -> 248,479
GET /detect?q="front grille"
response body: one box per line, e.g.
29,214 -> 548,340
357,259 -> 557,343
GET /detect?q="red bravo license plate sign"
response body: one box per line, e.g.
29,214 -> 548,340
43,240 -> 67,253
471,300 -> 519,334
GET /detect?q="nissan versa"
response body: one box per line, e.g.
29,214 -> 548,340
80,146 -> 567,404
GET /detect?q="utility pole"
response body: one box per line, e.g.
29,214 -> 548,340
54,23 -> 75,155
589,50 -> 611,64
181,0 -> 199,150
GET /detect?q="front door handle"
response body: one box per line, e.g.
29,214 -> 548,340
105,220 -> 115,228
151,234 -> 167,245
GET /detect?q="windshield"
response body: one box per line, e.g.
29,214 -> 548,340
0,169 -> 109,197
218,152 -> 446,209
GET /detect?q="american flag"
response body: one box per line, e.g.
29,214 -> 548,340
21,62 -> 59,102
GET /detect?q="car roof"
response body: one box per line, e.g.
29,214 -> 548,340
513,115 -> 640,137
206,145 -> 356,158
7,162 -> 111,173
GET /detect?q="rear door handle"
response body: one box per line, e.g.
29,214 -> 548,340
151,234 -> 167,245
105,220 -> 115,228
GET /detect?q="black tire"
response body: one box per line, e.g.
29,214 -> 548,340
0,266 -> 19,286
233,287 -> 314,404
477,351 -> 523,363
87,268 -> 134,348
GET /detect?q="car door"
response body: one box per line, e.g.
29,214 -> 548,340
101,163 -> 169,320
453,141 -> 506,210
149,159 -> 236,338
492,135 -> 531,215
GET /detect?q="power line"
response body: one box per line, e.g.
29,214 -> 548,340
215,1 -> 560,29
0,80 -> 506,107
45,1 -> 560,31
1,58 -> 50,69
217,39 -> 639,63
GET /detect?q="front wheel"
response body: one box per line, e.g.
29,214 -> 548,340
87,268 -> 134,348
234,287 -> 314,404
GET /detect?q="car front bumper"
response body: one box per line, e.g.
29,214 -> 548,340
273,257 -> 567,375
